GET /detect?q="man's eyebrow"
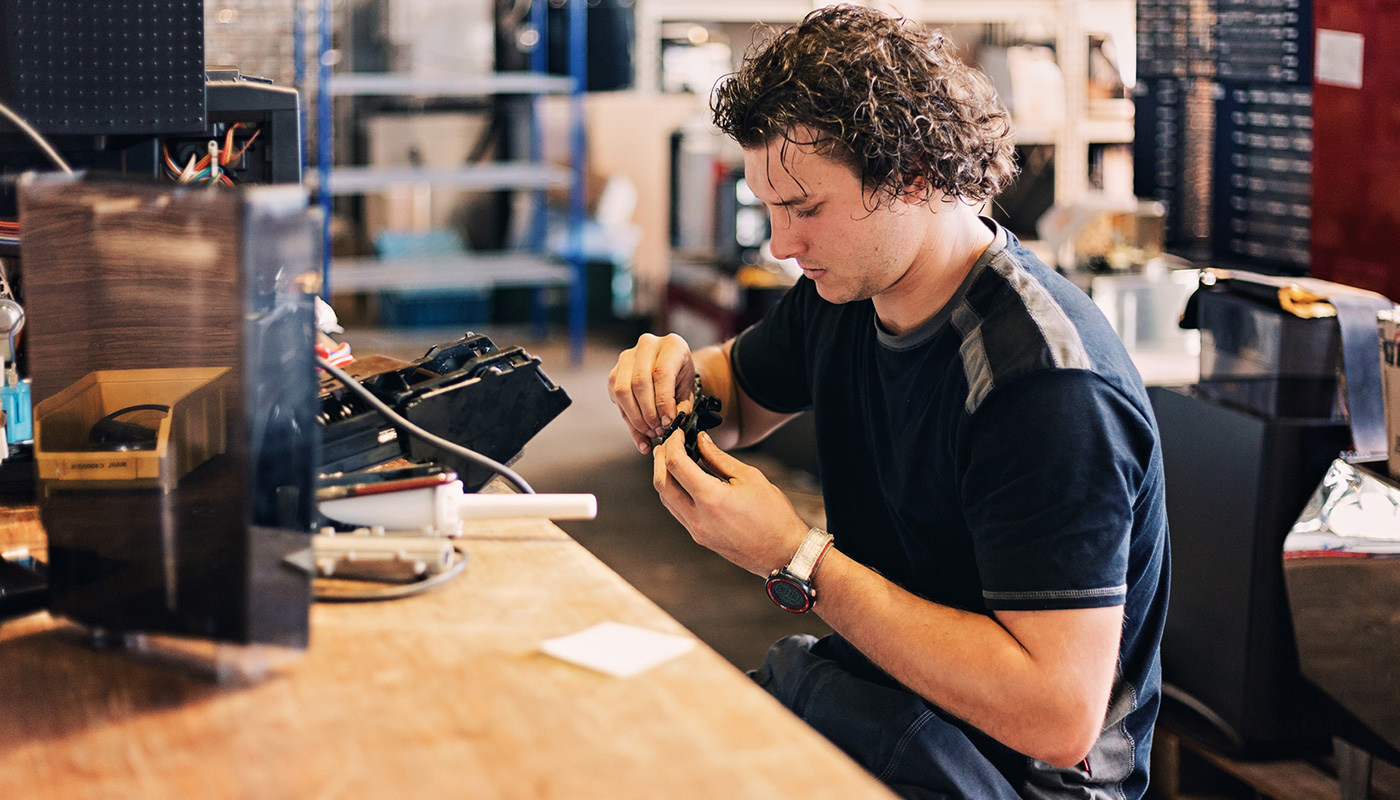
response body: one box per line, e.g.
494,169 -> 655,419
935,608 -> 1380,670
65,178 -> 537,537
769,195 -> 811,208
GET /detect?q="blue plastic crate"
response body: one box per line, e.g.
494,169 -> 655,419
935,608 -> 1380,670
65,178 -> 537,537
378,290 -> 492,329
374,230 -> 493,329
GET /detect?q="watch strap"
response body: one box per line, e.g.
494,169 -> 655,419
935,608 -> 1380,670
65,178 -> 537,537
786,526 -> 834,582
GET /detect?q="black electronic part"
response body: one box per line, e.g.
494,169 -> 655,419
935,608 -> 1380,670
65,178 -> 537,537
316,463 -> 456,490
158,70 -> 302,188
314,465 -> 457,503
316,351 -> 541,494
315,333 -> 570,491
0,1 -> 207,137
87,404 -> 170,452
663,393 -> 723,463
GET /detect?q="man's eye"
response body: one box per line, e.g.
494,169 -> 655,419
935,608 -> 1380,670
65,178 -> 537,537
794,205 -> 819,219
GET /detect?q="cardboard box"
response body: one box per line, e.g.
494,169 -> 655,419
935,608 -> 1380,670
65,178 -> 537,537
1381,307 -> 1400,479
34,367 -> 231,492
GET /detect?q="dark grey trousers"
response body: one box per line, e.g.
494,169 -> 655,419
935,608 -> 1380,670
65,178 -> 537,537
753,634 -> 1024,800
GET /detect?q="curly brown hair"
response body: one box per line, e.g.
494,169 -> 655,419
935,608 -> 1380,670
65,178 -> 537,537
711,5 -> 1018,208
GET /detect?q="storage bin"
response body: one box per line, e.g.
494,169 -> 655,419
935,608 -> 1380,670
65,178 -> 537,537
374,229 -> 493,329
34,367 -> 231,492
378,290 -> 492,329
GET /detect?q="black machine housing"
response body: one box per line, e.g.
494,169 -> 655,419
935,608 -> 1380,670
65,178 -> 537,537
318,334 -> 571,491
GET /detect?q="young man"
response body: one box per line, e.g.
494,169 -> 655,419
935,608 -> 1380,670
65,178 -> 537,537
608,7 -> 1169,799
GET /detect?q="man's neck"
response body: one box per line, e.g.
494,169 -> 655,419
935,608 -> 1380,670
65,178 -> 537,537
872,204 -> 995,336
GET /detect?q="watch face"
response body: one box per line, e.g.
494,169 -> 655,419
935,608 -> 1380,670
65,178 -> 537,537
766,576 -> 812,613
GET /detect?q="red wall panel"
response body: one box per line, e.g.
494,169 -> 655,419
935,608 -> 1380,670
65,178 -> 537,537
1311,0 -> 1400,301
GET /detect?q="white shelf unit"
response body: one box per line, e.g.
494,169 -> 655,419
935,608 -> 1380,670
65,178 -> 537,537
330,252 -> 575,293
634,0 -> 1134,209
330,72 -> 575,97
321,162 -> 572,195
313,2 -> 590,361
320,71 -> 578,291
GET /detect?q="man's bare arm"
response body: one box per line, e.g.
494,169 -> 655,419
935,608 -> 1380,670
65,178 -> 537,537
691,341 -> 796,450
812,549 -> 1122,767
656,431 -> 1123,768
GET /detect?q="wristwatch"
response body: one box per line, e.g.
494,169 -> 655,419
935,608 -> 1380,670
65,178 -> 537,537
765,527 -> 835,613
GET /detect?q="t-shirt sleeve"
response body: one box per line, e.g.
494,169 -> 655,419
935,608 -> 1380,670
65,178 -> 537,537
729,278 -> 816,414
961,370 -> 1155,612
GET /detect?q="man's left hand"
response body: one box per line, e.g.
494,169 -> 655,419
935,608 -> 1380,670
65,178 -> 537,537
652,429 -> 809,576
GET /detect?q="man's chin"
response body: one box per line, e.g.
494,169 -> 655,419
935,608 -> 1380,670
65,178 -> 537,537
813,278 -> 874,305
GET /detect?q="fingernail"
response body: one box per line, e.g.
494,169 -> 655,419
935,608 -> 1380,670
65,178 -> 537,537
660,416 -> 672,429
638,442 -> 650,454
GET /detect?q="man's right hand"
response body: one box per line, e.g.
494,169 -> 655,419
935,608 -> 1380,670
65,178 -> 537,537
608,333 -> 696,454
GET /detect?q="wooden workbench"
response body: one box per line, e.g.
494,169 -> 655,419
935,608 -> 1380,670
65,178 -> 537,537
0,508 -> 895,800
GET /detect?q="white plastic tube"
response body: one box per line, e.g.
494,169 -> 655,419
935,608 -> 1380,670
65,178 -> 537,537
319,480 -> 596,536
454,493 -> 598,521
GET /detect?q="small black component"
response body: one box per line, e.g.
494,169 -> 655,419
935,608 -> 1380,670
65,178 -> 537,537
664,394 -> 723,463
87,404 -> 170,451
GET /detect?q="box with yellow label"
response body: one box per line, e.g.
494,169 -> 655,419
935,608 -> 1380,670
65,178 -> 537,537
34,367 -> 231,492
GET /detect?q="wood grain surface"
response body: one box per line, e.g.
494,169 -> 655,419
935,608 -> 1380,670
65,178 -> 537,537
18,179 -> 243,407
0,509 -> 895,800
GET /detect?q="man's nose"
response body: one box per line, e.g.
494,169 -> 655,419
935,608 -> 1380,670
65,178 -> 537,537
768,219 -> 806,260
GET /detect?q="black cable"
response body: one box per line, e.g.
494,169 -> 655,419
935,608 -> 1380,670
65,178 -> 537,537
0,99 -> 74,175
314,356 -> 535,494
95,403 -> 171,420
314,546 -> 468,603
87,404 -> 171,451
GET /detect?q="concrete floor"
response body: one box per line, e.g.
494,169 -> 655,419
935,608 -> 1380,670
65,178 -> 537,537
342,323 -> 831,670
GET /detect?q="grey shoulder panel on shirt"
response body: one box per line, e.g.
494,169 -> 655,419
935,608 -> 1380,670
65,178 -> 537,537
987,254 -> 1093,372
954,249 -> 1095,415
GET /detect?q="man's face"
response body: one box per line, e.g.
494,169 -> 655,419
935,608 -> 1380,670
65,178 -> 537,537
742,129 -> 928,306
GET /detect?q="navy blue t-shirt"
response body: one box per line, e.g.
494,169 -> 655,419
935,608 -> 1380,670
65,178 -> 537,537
731,219 -> 1169,800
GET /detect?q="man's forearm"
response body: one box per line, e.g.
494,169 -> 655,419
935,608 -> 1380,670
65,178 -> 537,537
692,340 -> 796,450
811,548 -> 1120,767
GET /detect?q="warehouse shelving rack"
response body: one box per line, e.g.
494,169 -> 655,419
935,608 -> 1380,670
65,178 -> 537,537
310,0 -> 589,362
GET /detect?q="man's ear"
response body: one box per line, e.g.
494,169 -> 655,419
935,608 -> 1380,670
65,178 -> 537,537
900,175 -> 930,203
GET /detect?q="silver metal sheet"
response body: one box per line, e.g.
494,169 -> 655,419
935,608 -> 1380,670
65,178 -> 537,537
1283,458 -> 1400,750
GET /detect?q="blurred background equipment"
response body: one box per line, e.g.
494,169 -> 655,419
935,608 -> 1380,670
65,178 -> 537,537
1134,0 -> 1313,272
0,4 -> 302,218
1283,458 -> 1400,770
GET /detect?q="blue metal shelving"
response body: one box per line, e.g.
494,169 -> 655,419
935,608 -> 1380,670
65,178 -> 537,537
307,0 -> 588,362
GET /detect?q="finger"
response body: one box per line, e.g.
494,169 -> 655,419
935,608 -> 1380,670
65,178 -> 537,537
621,408 -> 652,455
652,435 -> 694,511
627,335 -> 666,437
693,431 -> 747,482
661,429 -> 719,499
651,334 -> 695,431
608,349 -> 651,440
